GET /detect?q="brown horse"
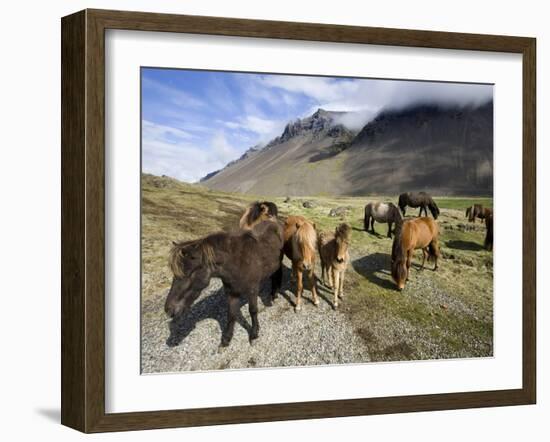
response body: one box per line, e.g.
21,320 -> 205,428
466,204 -> 492,223
398,192 -> 440,219
484,212 -> 493,251
318,223 -> 351,309
239,201 -> 278,230
164,220 -> 283,347
283,215 -> 319,311
364,202 -> 403,238
391,217 -> 440,290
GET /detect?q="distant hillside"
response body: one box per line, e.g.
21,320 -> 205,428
201,103 -> 493,196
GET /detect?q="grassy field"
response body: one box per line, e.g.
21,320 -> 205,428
142,173 -> 493,364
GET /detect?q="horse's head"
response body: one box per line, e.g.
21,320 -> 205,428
164,240 -> 213,318
241,201 -> 279,230
334,223 -> 351,263
429,201 -> 440,220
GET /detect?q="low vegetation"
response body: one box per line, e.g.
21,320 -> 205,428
142,173 -> 493,368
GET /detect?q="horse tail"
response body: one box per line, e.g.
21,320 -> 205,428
427,219 -> 440,262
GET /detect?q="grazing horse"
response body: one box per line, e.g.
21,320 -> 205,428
364,202 -> 403,238
239,201 -> 278,230
164,220 -> 283,347
484,212 -> 493,251
398,192 -> 440,219
467,204 -> 493,223
283,215 -> 319,311
391,217 -> 440,290
318,223 -> 351,309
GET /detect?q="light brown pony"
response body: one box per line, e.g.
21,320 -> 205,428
391,217 -> 440,290
283,215 -> 319,311
318,223 -> 351,309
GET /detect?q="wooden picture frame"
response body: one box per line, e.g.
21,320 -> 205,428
61,8 -> 536,433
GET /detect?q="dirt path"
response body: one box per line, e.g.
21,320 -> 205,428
141,263 -> 370,373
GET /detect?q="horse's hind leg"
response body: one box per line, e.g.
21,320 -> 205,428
248,291 -> 260,342
429,239 -> 440,271
270,264 -> 282,304
309,268 -> 319,306
221,294 -> 240,347
387,222 -> 392,238
420,248 -> 428,270
294,263 -> 303,312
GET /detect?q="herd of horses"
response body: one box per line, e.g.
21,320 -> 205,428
164,192 -> 493,347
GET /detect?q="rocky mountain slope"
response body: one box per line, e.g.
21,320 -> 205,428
201,103 -> 493,196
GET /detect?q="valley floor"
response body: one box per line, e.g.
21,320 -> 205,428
141,174 -> 493,373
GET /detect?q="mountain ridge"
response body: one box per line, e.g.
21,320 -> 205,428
201,102 -> 493,196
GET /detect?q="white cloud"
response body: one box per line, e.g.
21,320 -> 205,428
143,121 -> 241,182
257,75 -> 493,130
142,120 -> 193,141
222,115 -> 287,143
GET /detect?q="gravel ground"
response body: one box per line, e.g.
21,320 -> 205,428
141,266 -> 370,373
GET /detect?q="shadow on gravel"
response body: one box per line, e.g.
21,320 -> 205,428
352,253 -> 398,291
166,266 -> 292,348
446,239 -> 484,251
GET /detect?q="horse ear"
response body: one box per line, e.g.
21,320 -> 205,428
172,241 -> 177,246
312,223 -> 316,230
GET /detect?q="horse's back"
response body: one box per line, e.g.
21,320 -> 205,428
402,217 -> 438,248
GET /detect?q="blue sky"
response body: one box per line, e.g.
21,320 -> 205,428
141,68 -> 492,182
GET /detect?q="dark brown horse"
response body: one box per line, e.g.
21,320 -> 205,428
484,212 -> 493,251
239,201 -> 279,230
466,204 -> 493,223
283,215 -> 319,311
391,217 -> 440,290
398,192 -> 440,219
318,223 -> 351,309
364,202 -> 403,238
165,220 -> 284,347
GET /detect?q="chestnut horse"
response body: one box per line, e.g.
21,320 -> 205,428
165,220 -> 283,347
318,223 -> 351,309
391,217 -> 440,290
283,215 -> 319,311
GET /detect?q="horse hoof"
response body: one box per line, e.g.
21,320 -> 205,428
294,305 -> 302,313
314,300 -> 319,306
333,303 -> 339,310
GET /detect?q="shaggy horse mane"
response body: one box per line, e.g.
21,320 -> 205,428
294,219 -> 317,252
168,238 -> 215,278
